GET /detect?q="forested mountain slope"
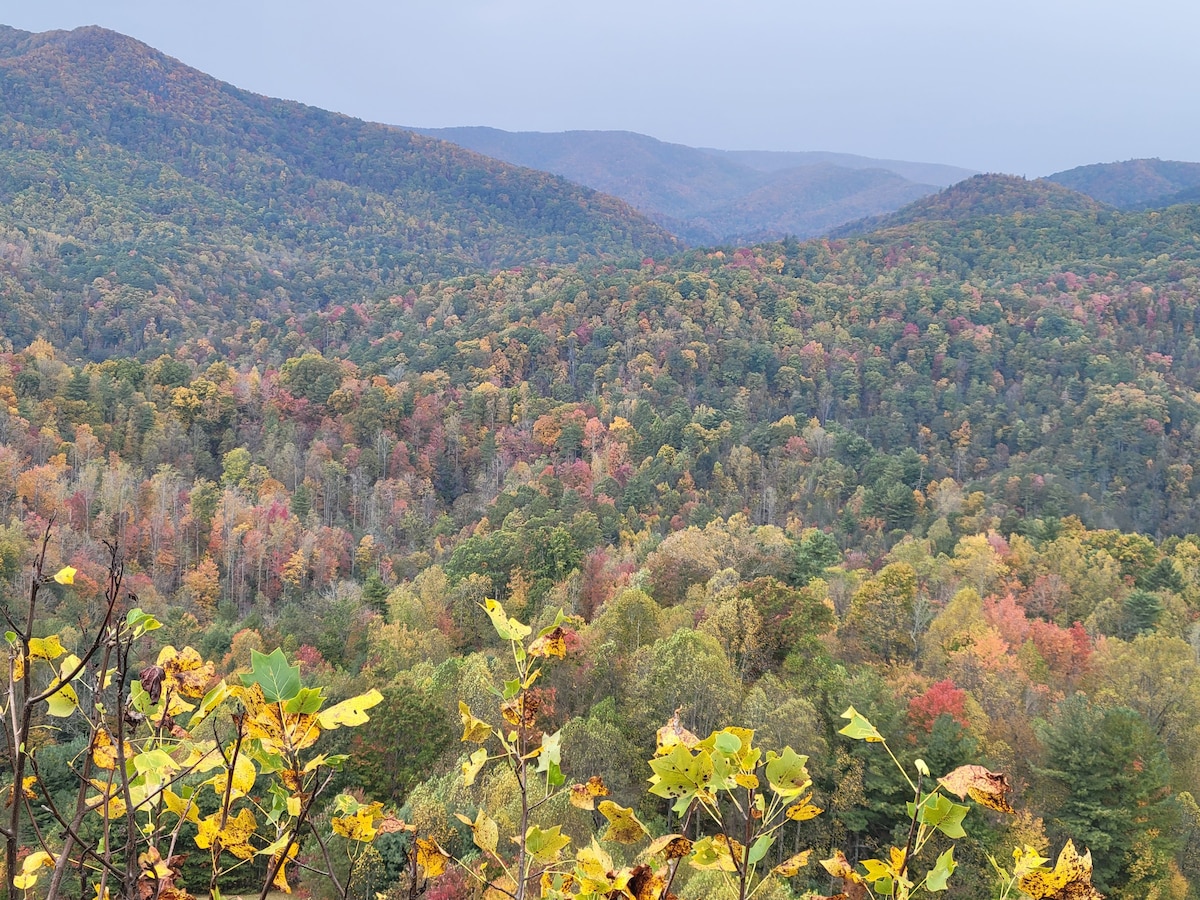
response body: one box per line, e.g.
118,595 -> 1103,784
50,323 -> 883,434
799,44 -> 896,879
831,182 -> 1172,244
831,173 -> 1106,236
0,25 -> 677,358
1047,158 -> 1200,208
5,194 -> 1200,900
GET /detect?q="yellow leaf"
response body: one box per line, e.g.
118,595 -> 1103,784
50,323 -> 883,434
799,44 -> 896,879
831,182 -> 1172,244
20,775 -> 38,799
332,806 -> 381,842
655,708 -> 699,756
287,796 -> 302,818
317,688 -> 383,729
785,794 -> 824,822
772,849 -> 812,877
528,626 -> 567,658
271,842 -> 299,893
163,789 -> 201,824
197,807 -> 258,860
53,566 -> 76,585
415,838 -> 448,878
45,680 -> 79,717
138,847 -> 172,881
29,635 -> 65,660
459,808 -> 498,855
14,850 -> 55,889
820,849 -> 865,885
569,775 -> 610,810
690,835 -> 742,872
208,753 -> 257,800
598,800 -> 649,844
462,747 -> 488,786
92,726 -> 118,770
86,780 -> 127,819
237,683 -> 321,753
157,645 -> 214,698
1017,840 -> 1103,900
459,701 -> 493,743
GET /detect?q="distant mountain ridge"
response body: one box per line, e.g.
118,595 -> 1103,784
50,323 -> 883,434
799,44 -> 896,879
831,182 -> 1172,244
699,147 -> 975,187
1046,158 -> 1200,209
0,24 -> 677,356
414,126 -> 973,244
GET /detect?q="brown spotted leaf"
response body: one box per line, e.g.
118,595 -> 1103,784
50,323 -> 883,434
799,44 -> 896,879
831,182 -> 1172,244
627,864 -> 667,900
91,726 -> 118,770
821,850 -> 865,885
598,800 -> 649,843
938,765 -> 1016,813
646,833 -> 693,861
529,626 -> 567,658
773,849 -> 813,877
1017,840 -> 1104,900
655,707 -> 699,756
569,776 -> 610,810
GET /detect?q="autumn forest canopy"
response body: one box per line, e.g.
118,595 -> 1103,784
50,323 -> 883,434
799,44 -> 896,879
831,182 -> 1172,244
3,21 -> 1200,900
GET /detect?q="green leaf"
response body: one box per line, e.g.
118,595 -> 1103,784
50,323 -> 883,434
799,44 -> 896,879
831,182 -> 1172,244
919,793 -> 969,839
926,847 -> 956,891
714,731 -> 742,754
188,680 -> 233,729
125,608 -> 162,636
648,743 -> 715,813
134,748 -> 179,777
765,746 -> 812,798
748,834 -> 774,866
524,824 -> 571,862
536,730 -> 565,785
838,706 -> 883,742
536,730 -> 562,770
240,648 -> 301,703
284,686 -> 325,714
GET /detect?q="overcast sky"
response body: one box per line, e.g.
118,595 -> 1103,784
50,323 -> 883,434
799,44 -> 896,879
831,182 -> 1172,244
3,0 -> 1198,176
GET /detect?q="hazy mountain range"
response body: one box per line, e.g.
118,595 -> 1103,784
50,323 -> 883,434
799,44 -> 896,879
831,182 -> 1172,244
414,126 -> 975,244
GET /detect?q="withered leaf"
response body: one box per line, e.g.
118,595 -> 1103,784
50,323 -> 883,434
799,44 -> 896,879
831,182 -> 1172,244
646,833 -> 693,860
627,864 -> 667,900
938,765 -> 1016,814
140,665 -> 166,703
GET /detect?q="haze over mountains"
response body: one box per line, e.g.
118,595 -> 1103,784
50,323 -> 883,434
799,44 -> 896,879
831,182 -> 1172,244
415,126 -> 975,244
1046,158 -> 1200,209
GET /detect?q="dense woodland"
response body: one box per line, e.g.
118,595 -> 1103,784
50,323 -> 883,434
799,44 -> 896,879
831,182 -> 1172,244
3,22 -> 1200,900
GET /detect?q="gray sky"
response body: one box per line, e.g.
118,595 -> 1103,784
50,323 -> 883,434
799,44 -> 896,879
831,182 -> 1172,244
3,0 -> 1198,175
